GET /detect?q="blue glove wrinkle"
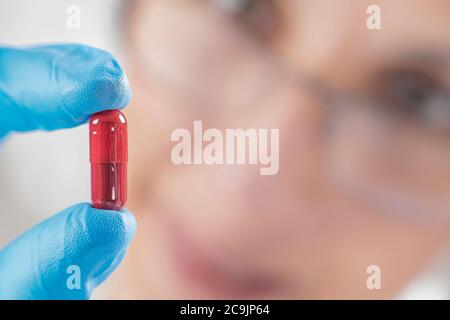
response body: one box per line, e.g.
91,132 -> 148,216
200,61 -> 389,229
0,203 -> 136,300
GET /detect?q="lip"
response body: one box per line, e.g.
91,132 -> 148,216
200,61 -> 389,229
160,213 -> 286,299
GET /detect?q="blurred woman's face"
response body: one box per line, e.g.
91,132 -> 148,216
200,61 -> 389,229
116,0 -> 450,299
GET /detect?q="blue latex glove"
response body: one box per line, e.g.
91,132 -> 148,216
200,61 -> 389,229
0,44 -> 136,299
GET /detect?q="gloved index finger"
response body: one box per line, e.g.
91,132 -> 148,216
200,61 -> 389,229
0,44 -> 131,138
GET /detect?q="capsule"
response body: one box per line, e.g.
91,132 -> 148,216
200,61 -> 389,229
89,110 -> 128,210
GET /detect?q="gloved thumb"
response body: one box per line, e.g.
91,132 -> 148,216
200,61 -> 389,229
0,203 -> 136,299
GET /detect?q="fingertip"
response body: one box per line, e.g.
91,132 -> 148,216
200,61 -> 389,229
75,205 -> 136,288
59,203 -> 137,295
54,45 -> 132,124
85,205 -> 137,249
64,203 -> 136,254
87,50 -> 132,110
0,44 -> 132,134
0,202 -> 137,299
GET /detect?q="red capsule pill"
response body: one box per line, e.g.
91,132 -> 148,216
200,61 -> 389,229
90,110 -> 128,210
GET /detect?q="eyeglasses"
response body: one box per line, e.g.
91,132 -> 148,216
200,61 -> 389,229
130,0 -> 450,223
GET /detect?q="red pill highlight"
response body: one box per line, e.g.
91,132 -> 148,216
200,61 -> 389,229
90,110 -> 128,210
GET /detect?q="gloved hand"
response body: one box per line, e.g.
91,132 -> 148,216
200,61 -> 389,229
0,44 -> 136,299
